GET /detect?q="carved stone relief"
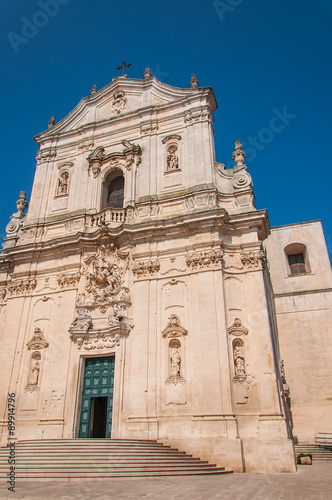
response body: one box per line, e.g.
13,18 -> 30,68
140,121 -> 159,135
56,272 -> 80,289
0,288 -> 7,302
241,251 -> 266,270
112,91 -> 127,114
132,260 -> 160,277
36,148 -> 57,163
87,141 -> 141,177
82,243 -> 129,307
223,251 -> 266,272
42,390 -> 64,416
79,332 -> 121,350
166,145 -> 179,171
56,171 -> 69,195
185,249 -> 223,270
69,242 -> 131,349
233,171 -> 252,190
184,107 -> 210,124
78,138 -> 94,152
26,327 -> 49,350
7,279 -> 37,296
227,318 -> 248,337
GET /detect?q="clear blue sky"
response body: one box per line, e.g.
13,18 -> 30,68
1,0 -> 331,258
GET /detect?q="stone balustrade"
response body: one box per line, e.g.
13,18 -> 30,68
87,207 -> 127,228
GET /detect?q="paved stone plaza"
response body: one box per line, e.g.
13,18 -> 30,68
0,463 -> 331,499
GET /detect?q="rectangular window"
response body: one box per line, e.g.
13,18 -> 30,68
288,253 -> 306,275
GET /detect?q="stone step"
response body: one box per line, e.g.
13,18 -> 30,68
3,469 -> 233,481
2,463 -> 220,471
0,438 -> 232,480
0,455 -> 208,468
294,444 -> 332,461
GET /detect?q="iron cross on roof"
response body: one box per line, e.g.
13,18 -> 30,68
116,61 -> 131,76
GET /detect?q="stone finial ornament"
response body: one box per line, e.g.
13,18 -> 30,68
16,191 -> 28,216
232,140 -> 246,166
90,84 -> 98,95
143,67 -> 152,79
48,116 -> 56,128
190,74 -> 199,89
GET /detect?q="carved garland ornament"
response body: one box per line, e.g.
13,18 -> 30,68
132,260 -> 160,277
184,107 -> 210,124
185,250 -> 223,270
7,279 -> 37,296
58,272 -> 80,288
36,148 -> 57,163
57,272 -> 80,289
240,251 -> 266,270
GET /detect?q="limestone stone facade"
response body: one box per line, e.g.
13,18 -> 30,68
0,72 -> 330,472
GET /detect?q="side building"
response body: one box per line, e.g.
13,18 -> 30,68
265,221 -> 332,444
0,71 -> 329,473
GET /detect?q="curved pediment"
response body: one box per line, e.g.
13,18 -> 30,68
34,76 -> 217,144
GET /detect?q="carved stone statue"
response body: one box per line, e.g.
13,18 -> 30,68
233,342 -> 246,376
190,74 -> 199,89
29,359 -> 40,385
167,146 -> 179,171
170,349 -> 181,377
57,172 -> 69,195
90,84 -> 98,95
143,67 -> 152,79
48,116 -> 56,128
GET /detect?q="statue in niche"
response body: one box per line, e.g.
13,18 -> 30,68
233,339 -> 246,376
166,145 -> 179,171
170,349 -> 181,376
169,339 -> 181,377
28,353 -> 41,385
57,171 -> 69,195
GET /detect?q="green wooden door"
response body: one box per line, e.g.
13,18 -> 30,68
79,356 -> 115,438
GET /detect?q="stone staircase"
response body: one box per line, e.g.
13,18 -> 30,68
294,444 -> 332,462
0,439 -> 233,481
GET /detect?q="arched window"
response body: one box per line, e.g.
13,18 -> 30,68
284,243 -> 310,275
107,175 -> 124,209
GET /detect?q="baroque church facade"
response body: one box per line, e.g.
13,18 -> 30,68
0,70 -> 331,473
